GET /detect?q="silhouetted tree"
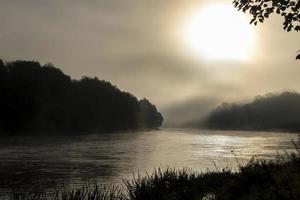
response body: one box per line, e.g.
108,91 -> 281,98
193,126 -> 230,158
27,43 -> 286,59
0,60 -> 163,135
138,98 -> 163,129
233,0 -> 300,59
203,91 -> 300,132
233,0 -> 300,32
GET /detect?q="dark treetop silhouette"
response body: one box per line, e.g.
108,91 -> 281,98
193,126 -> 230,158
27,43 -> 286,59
233,1 -> 300,58
0,60 -> 163,135
203,91 -> 300,132
233,0 -> 300,32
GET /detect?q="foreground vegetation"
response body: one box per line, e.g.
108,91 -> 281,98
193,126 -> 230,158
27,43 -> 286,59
7,142 -> 300,200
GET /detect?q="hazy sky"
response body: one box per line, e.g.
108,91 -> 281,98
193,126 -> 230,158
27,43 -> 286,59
1,0 -> 300,125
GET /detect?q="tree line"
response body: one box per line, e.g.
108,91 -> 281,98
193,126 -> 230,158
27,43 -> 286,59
0,60 -> 163,135
203,91 -> 300,132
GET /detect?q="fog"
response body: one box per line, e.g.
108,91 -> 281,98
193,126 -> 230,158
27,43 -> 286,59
1,0 -> 300,125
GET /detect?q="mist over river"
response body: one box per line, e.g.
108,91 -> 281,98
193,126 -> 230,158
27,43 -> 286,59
0,129 -> 298,196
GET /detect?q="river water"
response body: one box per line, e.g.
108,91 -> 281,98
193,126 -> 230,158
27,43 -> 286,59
0,128 -> 298,196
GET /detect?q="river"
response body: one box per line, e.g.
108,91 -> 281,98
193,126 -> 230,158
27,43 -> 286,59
0,128 -> 298,196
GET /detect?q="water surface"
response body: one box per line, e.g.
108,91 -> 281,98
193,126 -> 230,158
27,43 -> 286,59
0,128 -> 298,195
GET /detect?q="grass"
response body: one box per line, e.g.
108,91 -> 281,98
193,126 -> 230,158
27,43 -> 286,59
7,141 -> 300,200
124,140 -> 300,200
11,184 -> 126,200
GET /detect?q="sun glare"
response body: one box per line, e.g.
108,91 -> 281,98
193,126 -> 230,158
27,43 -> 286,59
183,4 -> 255,61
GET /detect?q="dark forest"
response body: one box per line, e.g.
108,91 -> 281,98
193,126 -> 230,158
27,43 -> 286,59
203,91 -> 300,132
0,60 -> 163,135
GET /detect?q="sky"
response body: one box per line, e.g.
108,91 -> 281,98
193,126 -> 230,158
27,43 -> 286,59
1,0 -> 300,125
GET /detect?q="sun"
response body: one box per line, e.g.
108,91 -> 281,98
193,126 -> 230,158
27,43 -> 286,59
183,4 -> 255,61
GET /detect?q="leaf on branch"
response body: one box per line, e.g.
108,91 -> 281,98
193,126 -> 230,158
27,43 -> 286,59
296,50 -> 300,60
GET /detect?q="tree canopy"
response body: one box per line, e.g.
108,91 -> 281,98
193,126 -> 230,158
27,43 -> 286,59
0,60 -> 163,135
203,91 -> 300,132
233,0 -> 300,32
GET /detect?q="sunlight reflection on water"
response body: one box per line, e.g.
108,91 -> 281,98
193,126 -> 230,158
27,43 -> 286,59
0,128 -> 298,195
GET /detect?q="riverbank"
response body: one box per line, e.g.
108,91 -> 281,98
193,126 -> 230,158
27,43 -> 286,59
8,142 -> 300,200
